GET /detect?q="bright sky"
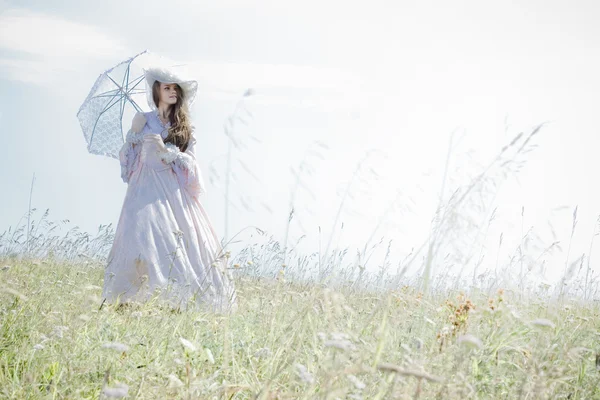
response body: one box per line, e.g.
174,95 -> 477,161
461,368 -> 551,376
1,0 -> 600,287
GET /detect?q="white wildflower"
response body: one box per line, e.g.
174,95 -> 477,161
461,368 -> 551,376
52,326 -> 69,339
295,363 -> 314,384
324,339 -> 354,351
457,334 -> 483,350
179,337 -> 197,352
168,374 -> 184,388
253,347 -> 272,359
102,383 -> 129,398
330,332 -> 350,341
530,319 -> 555,329
205,348 -> 215,364
131,311 -> 142,319
174,358 -> 184,366
102,342 -> 130,352
348,374 -> 366,390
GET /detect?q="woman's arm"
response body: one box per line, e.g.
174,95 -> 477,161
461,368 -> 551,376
119,112 -> 146,183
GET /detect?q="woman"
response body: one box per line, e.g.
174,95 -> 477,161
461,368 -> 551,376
102,66 -> 236,312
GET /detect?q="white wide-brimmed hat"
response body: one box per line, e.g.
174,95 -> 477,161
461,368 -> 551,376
143,66 -> 198,110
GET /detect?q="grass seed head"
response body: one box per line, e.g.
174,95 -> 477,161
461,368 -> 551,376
457,334 -> 483,350
179,337 -> 197,352
530,319 -> 555,329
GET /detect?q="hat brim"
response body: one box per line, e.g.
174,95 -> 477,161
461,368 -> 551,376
143,67 -> 198,110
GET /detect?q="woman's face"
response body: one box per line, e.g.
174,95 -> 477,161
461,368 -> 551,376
159,82 -> 179,106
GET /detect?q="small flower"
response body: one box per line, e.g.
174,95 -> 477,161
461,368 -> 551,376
348,374 -> 366,390
530,319 -> 555,329
102,383 -> 129,398
294,363 -> 314,384
102,342 -> 130,352
179,337 -> 197,352
457,334 -> 483,350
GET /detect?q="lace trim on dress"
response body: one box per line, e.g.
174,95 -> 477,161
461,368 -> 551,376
155,109 -> 171,139
159,142 -> 195,172
160,142 -> 180,164
126,129 -> 144,144
120,129 -> 143,183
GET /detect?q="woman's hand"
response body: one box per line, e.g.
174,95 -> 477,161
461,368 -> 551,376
158,142 -> 181,164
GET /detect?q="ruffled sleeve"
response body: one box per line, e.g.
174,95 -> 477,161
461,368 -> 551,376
119,113 -> 146,183
161,135 -> 206,198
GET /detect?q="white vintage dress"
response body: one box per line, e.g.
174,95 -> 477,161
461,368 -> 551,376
102,110 -> 236,312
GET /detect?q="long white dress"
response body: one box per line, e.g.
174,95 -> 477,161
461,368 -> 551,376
102,110 -> 236,312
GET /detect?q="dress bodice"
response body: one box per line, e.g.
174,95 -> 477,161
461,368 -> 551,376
141,110 -> 171,139
119,110 -> 205,198
138,134 -> 170,169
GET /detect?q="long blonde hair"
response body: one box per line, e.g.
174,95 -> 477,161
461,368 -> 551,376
152,81 -> 194,152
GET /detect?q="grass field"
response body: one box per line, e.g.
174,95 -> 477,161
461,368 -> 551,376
1,257 -> 599,399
